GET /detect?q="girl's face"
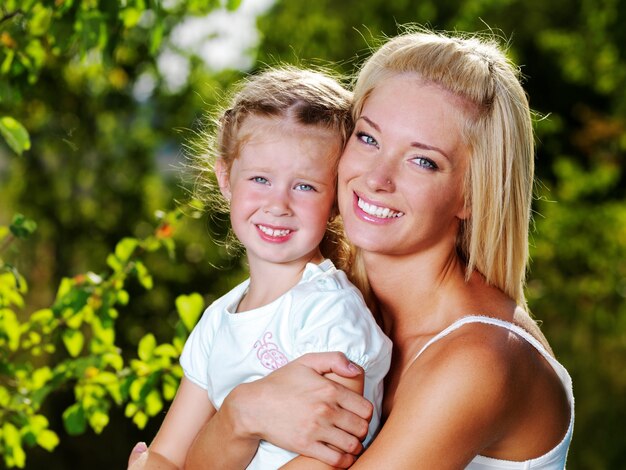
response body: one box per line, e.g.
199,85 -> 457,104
338,73 -> 470,258
216,117 -> 339,270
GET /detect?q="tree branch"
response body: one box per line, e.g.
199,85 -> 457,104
0,9 -> 24,25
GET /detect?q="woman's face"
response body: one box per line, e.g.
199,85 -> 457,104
338,73 -> 470,258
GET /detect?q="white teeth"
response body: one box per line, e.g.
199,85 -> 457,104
358,198 -> 404,219
258,225 -> 291,237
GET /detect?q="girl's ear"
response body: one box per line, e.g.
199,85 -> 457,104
214,158 -> 231,200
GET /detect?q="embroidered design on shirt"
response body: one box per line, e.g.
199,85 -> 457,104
254,332 -> 288,370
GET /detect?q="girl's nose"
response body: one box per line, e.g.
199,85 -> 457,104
264,189 -> 292,217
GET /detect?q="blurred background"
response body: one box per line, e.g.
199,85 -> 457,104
1,0 -> 625,468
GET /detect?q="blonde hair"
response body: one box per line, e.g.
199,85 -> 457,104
351,30 -> 534,306
194,66 -> 354,269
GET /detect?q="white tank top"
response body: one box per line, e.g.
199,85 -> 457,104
414,315 -> 574,470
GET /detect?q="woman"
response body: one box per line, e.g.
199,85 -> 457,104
131,29 -> 574,469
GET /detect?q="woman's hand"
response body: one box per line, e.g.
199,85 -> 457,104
222,352 -> 374,468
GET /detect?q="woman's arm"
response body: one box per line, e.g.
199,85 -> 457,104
279,367 -> 365,469
130,377 -> 216,469
350,332 -> 518,469
184,353 -> 373,469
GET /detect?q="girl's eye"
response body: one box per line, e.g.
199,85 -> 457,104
356,131 -> 379,148
412,157 -> 438,171
294,183 -> 316,192
251,176 -> 269,184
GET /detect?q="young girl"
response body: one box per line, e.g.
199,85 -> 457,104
130,67 -> 392,470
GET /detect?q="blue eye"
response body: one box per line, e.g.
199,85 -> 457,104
412,157 -> 438,170
294,183 -> 316,192
356,131 -> 379,147
251,176 -> 269,184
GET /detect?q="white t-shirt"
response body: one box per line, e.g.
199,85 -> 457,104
181,259 -> 392,469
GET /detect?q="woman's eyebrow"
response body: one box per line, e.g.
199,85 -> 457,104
359,115 -> 450,160
410,141 -> 450,160
358,115 -> 380,131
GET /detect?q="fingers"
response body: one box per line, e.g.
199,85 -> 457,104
296,352 -> 362,378
127,442 -> 148,468
332,405 -> 371,442
336,384 -> 374,422
306,442 -> 357,469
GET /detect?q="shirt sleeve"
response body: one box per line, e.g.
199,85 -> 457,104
179,305 -> 215,390
290,283 -> 392,373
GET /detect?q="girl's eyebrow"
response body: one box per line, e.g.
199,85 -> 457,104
358,115 -> 451,161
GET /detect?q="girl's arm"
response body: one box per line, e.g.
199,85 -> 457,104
184,353 -> 373,469
130,377 -> 216,469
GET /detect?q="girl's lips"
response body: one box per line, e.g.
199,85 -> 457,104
255,224 -> 294,243
352,192 -> 404,224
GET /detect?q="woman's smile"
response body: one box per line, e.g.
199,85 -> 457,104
355,193 -> 405,222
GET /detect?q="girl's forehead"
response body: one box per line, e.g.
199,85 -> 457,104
237,115 -> 341,153
240,114 -> 335,138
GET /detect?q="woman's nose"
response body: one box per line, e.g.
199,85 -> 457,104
365,163 -> 396,192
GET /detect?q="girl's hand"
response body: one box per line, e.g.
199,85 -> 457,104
223,352 -> 374,468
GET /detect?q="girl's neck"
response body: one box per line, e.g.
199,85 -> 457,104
238,253 -> 324,312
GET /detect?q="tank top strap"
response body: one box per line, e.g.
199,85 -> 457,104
414,315 -> 570,387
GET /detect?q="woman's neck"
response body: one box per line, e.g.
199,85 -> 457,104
364,248 -> 468,339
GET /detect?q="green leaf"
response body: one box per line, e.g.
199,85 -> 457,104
115,238 -> 138,263
32,367 -> 52,388
1,49 -> 15,74
0,116 -> 31,155
88,410 -> 109,434
145,389 -> 163,416
36,429 -> 60,451
3,422 -> 26,467
119,7 -> 142,28
138,333 -> 156,361
226,0 -> 242,11
0,308 -> 21,350
103,352 -> 124,371
134,261 -> 153,289
66,310 -> 84,329
162,374 -> 180,401
62,329 -> 84,357
176,293 -> 204,332
63,403 -> 87,435
9,213 -> 37,239
30,308 -> 54,324
106,253 -> 123,272
28,5 -> 53,36
125,402 -> 138,418
117,289 -> 129,305
133,410 -> 148,429
0,386 -> 9,406
56,277 -> 73,299
154,343 -> 178,358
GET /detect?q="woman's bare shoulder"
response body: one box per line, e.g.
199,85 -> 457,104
353,324 -> 520,468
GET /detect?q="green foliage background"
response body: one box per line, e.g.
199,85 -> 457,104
1,0 -> 624,468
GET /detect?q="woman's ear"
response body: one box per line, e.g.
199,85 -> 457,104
214,158 -> 231,201
456,204 -> 470,221
456,197 -> 470,221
